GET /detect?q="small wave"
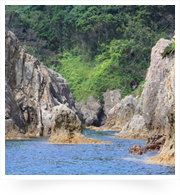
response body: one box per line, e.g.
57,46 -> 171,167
118,156 -> 150,163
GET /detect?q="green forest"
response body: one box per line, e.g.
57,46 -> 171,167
5,5 -> 175,102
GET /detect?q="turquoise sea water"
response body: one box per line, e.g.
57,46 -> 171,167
5,129 -> 175,175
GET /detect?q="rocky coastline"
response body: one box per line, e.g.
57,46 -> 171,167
5,29 -> 175,165
5,29 -> 107,144
83,38 -> 175,166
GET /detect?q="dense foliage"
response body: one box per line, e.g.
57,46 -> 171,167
5,5 -> 175,101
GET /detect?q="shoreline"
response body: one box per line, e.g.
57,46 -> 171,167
5,129 -> 175,167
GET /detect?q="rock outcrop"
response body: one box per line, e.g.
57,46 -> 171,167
117,38 -> 175,165
103,89 -> 121,116
76,89 -> 121,128
115,114 -> 149,139
5,29 -> 77,139
5,81 -> 28,139
49,105 -> 111,144
104,95 -> 138,130
129,135 -> 166,155
76,96 -> 106,127
5,29 -> 109,144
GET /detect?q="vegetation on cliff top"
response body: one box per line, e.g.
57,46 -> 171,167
162,40 -> 175,57
5,5 -> 175,101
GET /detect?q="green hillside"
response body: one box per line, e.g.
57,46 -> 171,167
5,5 -> 175,101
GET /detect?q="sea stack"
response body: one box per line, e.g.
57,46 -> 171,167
48,104 -> 111,144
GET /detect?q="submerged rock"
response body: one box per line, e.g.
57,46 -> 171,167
129,145 -> 143,155
129,135 -> 166,155
49,105 -> 111,144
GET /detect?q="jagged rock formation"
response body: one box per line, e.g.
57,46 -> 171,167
103,89 -> 121,116
76,96 -> 106,127
76,89 -> 121,128
5,29 -> 77,139
5,29 -> 109,144
117,38 -> 175,165
115,114 -> 149,138
104,95 -> 138,130
5,81 -> 28,139
49,104 -> 111,144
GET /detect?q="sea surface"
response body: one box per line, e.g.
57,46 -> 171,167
5,129 -> 175,175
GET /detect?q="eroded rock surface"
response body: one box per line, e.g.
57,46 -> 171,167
5,29 -> 77,139
129,135 -> 166,155
49,105 -> 111,144
76,96 -> 106,127
76,89 -> 121,128
116,114 -> 149,139
103,89 -> 121,116
5,29 -> 110,144
117,38 -> 175,165
98,95 -> 138,131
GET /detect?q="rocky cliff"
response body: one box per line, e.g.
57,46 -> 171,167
5,29 -> 77,139
117,38 -> 175,165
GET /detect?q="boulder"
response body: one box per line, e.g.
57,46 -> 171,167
129,135 -> 166,155
49,105 -> 111,144
5,29 -> 110,144
143,135 -> 166,153
5,81 -> 28,139
136,39 -> 174,133
129,145 -> 143,155
118,39 -> 174,138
